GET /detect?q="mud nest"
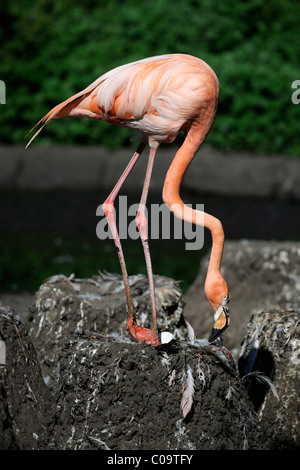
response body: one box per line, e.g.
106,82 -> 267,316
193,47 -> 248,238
2,273 -> 292,450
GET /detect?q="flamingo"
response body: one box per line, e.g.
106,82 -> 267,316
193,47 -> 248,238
26,53 -> 230,346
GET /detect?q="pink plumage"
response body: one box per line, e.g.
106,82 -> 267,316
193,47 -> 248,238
26,54 -> 218,148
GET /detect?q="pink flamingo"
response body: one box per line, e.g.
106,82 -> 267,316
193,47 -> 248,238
26,54 -> 230,346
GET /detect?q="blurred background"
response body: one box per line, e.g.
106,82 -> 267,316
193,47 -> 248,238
0,0 -> 299,296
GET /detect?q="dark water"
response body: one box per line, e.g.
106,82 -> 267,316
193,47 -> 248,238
0,189 -> 299,291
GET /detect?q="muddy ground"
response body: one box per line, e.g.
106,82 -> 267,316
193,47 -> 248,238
1,270 -> 299,450
0,274 -> 263,451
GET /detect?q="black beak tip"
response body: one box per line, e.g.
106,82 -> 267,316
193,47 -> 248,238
209,328 -> 221,343
208,323 -> 229,343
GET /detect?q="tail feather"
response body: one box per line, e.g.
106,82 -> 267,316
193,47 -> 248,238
25,113 -> 52,149
25,86 -> 98,148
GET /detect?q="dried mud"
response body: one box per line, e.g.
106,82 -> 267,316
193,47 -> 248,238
1,274 -> 264,450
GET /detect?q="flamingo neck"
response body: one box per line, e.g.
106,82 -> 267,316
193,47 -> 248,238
162,122 -> 224,277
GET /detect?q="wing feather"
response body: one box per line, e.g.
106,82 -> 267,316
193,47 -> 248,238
26,54 -> 218,147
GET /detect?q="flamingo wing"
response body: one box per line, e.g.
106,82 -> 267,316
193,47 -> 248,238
26,54 -> 218,148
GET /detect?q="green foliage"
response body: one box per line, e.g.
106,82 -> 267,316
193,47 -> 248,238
1,0 -> 300,155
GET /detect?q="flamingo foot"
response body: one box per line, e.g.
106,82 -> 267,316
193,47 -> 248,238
127,319 -> 161,346
208,310 -> 230,343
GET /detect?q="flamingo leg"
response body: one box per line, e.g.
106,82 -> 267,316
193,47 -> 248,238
102,142 -> 146,323
134,147 -> 159,343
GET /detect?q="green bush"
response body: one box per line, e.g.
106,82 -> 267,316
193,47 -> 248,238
1,0 -> 299,155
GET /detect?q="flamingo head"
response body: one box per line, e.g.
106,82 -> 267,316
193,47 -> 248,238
205,274 -> 230,342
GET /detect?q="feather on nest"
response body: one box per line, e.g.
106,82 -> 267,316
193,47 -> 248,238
181,365 -> 195,418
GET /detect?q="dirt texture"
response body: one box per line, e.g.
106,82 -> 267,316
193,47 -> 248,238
27,273 -> 187,389
184,240 -> 300,354
1,271 -> 298,450
51,337 -> 260,450
0,306 -> 52,449
0,274 -> 265,450
239,308 -> 300,450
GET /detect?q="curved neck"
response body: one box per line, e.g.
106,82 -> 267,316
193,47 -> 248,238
162,120 -> 224,275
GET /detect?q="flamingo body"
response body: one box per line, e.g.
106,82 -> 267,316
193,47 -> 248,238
27,54 -> 218,148
27,54 -> 230,345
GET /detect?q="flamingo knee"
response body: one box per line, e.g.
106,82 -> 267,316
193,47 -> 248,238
135,209 -> 148,241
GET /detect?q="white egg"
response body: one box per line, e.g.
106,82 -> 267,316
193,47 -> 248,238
159,331 -> 175,344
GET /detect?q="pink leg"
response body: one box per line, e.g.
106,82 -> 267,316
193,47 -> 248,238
102,142 -> 146,322
135,147 -> 159,343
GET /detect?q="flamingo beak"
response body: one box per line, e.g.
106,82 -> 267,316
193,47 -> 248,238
208,296 -> 230,342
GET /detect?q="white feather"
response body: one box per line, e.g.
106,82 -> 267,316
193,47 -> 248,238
168,369 -> 176,387
185,320 -> 196,344
243,371 -> 279,400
